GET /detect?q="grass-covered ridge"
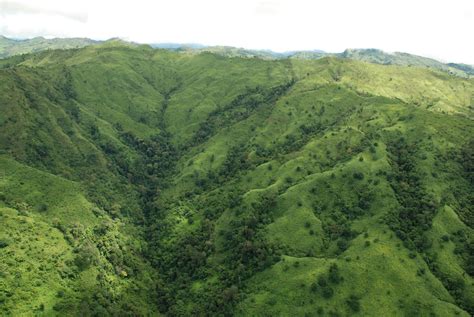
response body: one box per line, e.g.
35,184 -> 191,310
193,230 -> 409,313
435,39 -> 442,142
2,35 -> 473,78
0,42 -> 473,316
0,36 -> 99,59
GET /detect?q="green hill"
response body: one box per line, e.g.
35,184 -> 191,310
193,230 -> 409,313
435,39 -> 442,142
167,46 -> 474,78
337,49 -> 473,78
0,42 -> 473,316
0,36 -> 99,58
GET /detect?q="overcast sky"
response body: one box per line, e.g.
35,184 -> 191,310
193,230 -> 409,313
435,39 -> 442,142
0,0 -> 473,64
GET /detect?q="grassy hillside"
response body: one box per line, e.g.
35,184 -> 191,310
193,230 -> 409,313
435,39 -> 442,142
172,46 -> 474,78
0,43 -> 473,316
0,36 -> 99,59
337,49 -> 473,78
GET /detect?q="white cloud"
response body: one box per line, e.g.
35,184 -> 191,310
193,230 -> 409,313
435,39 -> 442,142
0,0 -> 473,64
0,0 -> 88,22
255,1 -> 281,16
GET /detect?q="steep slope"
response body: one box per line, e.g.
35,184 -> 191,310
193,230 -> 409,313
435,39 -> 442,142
150,59 -> 474,315
0,43 -> 473,316
0,156 -> 159,315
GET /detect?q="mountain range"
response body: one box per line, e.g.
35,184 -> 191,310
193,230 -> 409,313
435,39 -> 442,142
1,35 -> 473,77
0,37 -> 473,316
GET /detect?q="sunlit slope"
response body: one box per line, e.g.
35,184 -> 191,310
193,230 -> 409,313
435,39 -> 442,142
0,43 -> 472,316
0,157 -> 160,316
156,64 -> 473,315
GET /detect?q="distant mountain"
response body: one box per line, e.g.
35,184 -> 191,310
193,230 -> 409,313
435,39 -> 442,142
0,36 -> 99,58
166,45 -> 473,77
447,63 -> 474,76
0,36 -> 472,77
192,47 -> 329,60
150,42 -> 207,50
289,50 -> 327,59
336,49 -> 471,77
166,45 -> 285,59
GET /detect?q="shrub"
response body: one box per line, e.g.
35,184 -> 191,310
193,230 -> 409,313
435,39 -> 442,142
328,264 -> 341,284
74,242 -> 98,271
36,203 -> 48,212
322,286 -> 334,299
337,239 -> 348,251
317,275 -> 327,286
0,239 -> 10,248
346,295 -> 360,312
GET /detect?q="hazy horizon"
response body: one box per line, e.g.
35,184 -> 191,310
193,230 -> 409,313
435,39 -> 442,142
2,34 -> 473,66
0,0 -> 473,64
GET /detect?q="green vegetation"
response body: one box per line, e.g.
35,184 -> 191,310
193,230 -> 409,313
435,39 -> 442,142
0,36 -> 99,58
0,41 -> 473,316
2,36 -> 473,78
